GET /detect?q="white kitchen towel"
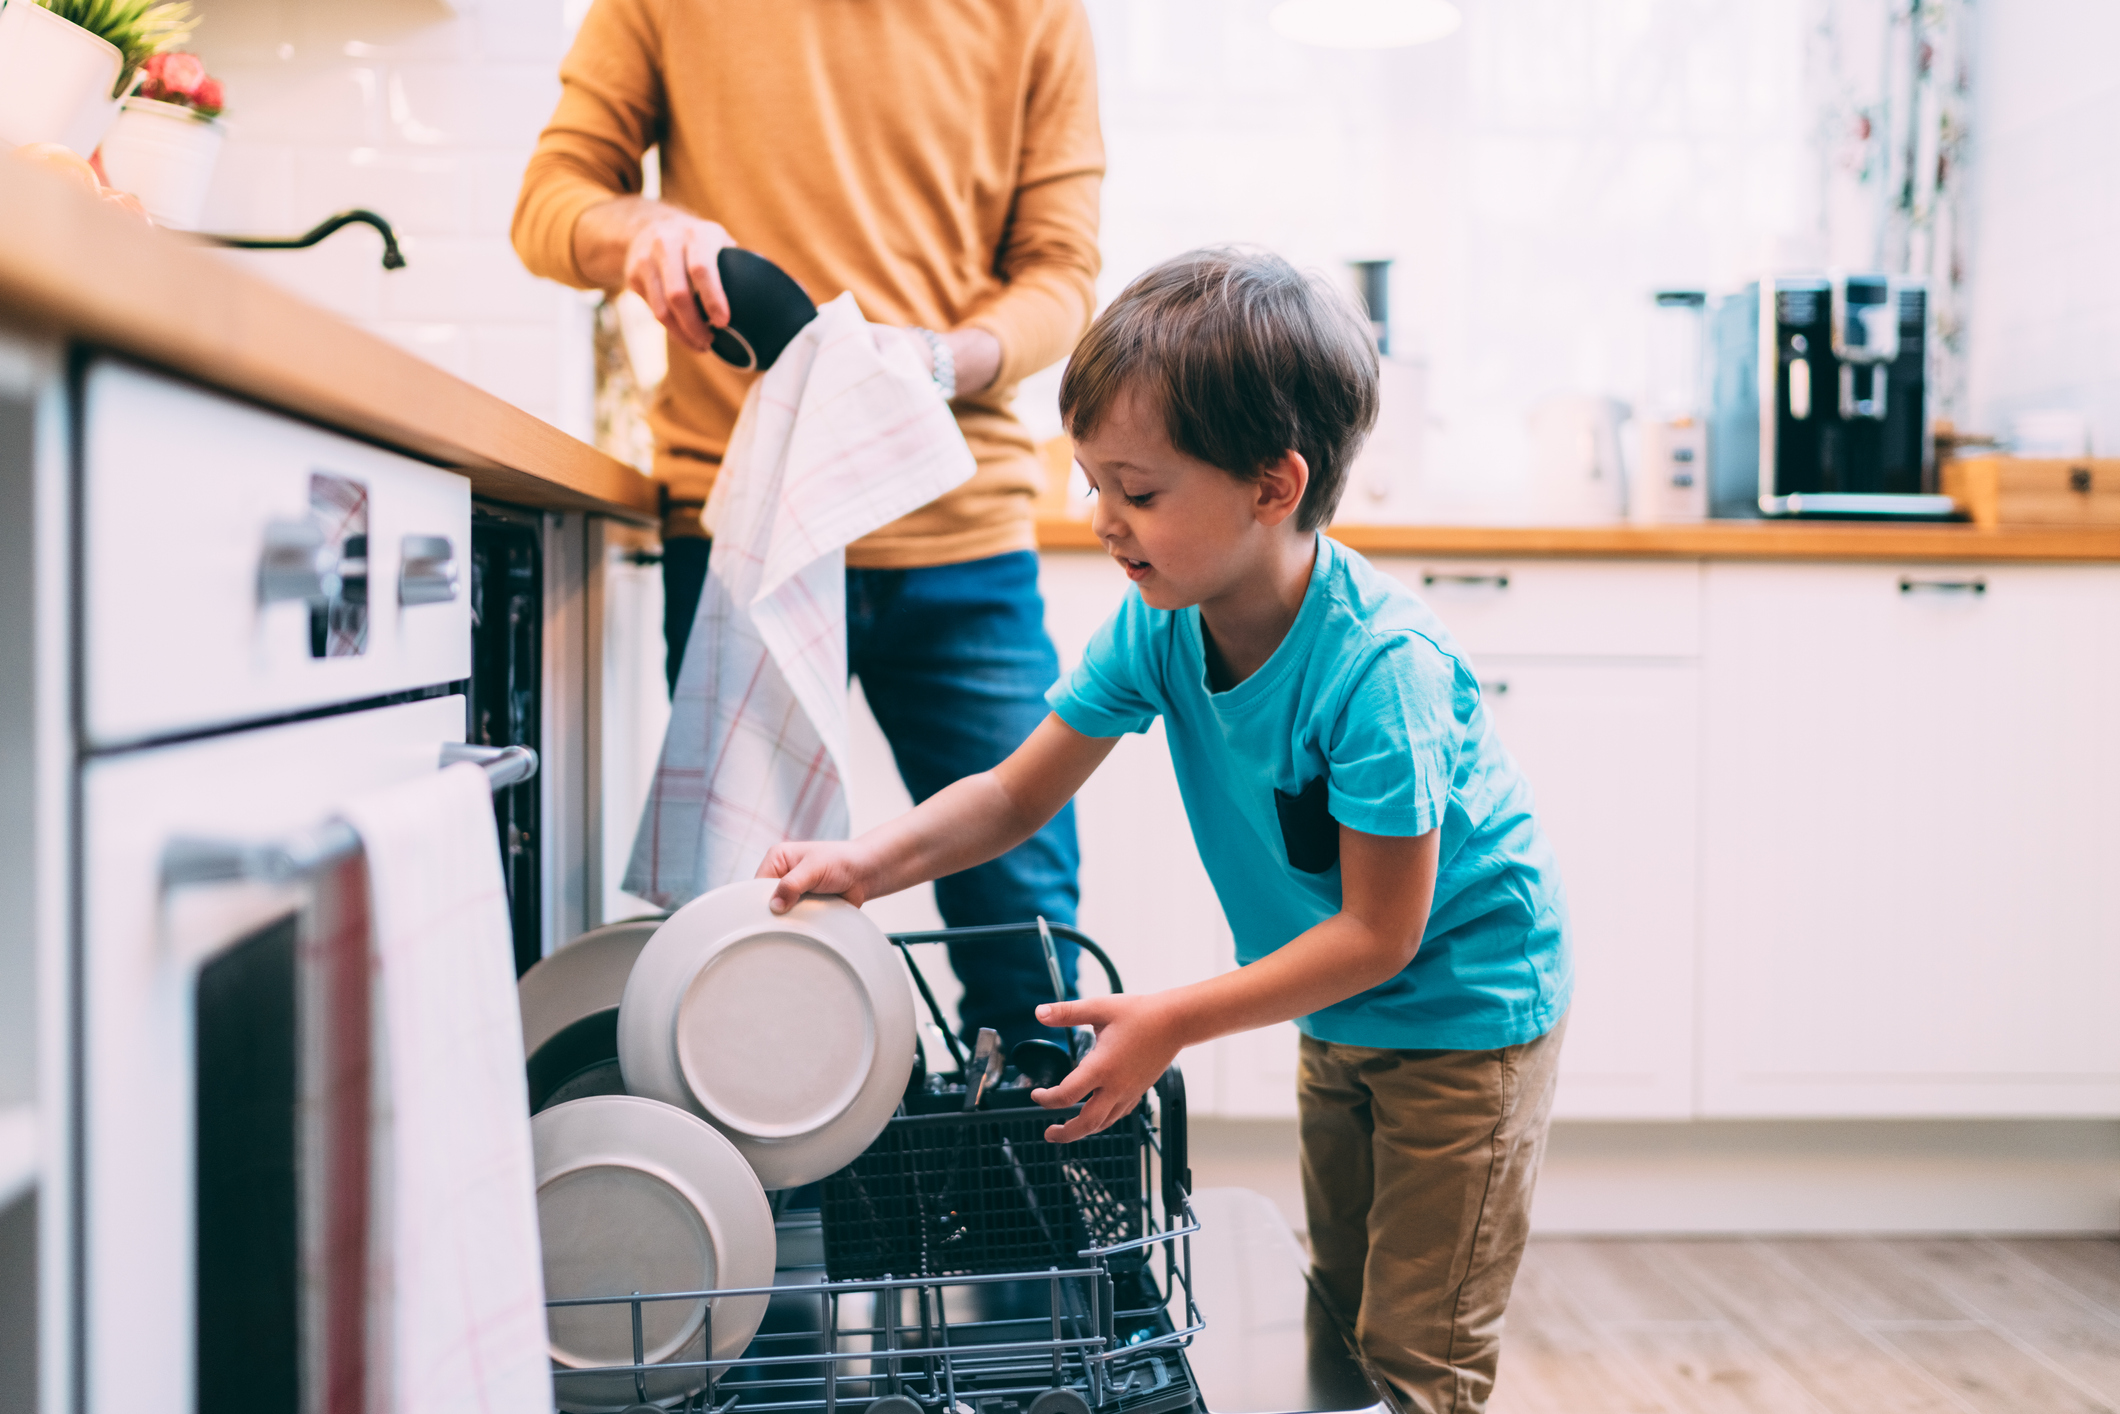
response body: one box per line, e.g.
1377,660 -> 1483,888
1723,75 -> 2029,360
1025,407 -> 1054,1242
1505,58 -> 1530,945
341,761 -> 551,1414
624,291 -> 977,907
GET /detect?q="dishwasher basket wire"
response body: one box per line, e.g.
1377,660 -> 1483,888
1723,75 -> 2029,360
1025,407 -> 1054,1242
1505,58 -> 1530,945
544,922 -> 1204,1414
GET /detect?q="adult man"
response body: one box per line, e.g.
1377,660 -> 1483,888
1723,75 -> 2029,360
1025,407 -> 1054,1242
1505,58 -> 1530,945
513,1 -> 1103,1045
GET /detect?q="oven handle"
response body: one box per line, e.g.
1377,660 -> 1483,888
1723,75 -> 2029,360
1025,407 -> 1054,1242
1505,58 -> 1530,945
160,743 -> 538,890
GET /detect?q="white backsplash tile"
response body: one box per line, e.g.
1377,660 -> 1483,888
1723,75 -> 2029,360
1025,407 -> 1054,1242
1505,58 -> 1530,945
188,0 -> 590,443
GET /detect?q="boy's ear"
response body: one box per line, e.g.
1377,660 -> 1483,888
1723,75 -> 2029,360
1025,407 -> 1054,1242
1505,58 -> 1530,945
1255,450 -> 1309,528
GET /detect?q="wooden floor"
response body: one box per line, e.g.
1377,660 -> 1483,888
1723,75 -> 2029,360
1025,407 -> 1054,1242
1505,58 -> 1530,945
1490,1238 -> 2120,1414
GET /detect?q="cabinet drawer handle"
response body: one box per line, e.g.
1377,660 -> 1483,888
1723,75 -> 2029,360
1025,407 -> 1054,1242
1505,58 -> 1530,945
1423,572 -> 1510,589
1480,680 -> 1510,696
1898,576 -> 1986,595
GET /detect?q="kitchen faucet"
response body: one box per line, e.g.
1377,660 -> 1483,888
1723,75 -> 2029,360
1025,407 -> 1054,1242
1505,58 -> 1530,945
202,208 -> 407,270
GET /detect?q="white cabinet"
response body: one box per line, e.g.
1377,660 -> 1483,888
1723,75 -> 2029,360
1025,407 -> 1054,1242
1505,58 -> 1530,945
1699,563 -> 2120,1116
1476,660 -> 1701,1118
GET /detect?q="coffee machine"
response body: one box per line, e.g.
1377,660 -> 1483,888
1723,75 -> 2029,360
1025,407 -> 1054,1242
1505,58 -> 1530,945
1706,274 -> 1953,517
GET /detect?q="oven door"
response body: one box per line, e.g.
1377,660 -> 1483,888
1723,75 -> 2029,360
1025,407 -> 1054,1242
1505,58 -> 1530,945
78,694 -> 466,1414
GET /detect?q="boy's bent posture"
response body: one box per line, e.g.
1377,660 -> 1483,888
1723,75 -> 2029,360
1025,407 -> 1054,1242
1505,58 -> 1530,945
760,248 -> 1572,1413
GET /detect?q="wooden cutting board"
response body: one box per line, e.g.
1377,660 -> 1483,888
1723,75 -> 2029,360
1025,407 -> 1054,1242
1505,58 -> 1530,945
1942,455 -> 2120,529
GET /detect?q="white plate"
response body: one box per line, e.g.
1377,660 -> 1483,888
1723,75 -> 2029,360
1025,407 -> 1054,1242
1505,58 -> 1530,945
534,1095 -> 776,1413
519,920 -> 663,1058
617,878 -> 916,1190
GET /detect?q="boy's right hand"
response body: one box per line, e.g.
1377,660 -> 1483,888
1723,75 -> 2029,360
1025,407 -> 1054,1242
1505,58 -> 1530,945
756,840 -> 878,914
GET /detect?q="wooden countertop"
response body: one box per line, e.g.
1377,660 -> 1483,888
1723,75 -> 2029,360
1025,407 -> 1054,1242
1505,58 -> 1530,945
0,163 -> 658,523
1036,517 -> 2120,563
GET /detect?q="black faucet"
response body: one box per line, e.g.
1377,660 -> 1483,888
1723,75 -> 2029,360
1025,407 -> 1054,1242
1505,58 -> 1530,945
202,209 -> 407,270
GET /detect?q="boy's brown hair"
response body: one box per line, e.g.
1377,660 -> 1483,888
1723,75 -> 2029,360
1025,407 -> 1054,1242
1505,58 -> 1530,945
1059,248 -> 1381,532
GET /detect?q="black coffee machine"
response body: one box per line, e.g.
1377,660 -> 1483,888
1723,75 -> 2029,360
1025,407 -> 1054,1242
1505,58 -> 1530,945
1706,274 -> 1954,518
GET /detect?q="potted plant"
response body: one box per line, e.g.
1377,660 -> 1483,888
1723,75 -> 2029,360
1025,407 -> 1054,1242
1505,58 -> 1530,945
0,0 -> 195,156
96,49 -> 224,228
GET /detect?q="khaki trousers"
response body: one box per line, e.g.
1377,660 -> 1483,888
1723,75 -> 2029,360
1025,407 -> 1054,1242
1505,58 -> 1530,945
1297,1013 -> 1567,1414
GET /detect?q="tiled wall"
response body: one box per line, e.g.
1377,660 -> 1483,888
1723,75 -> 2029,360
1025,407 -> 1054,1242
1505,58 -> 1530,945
1965,0 -> 2120,453
190,0 -> 591,438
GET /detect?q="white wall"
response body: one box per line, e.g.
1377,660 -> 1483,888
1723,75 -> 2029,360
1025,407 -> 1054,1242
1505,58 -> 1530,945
1964,0 -> 2120,453
189,0 -> 592,438
1050,0 -> 1819,517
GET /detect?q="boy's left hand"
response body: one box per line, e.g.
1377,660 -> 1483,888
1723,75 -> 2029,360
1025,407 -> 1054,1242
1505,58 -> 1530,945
1029,993 -> 1187,1143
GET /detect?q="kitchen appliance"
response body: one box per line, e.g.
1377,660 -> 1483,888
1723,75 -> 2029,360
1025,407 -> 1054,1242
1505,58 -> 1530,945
1527,392 -> 1630,522
1707,273 -> 1953,518
1633,291 -> 1708,523
69,357 -> 537,1414
1338,257 -> 1428,524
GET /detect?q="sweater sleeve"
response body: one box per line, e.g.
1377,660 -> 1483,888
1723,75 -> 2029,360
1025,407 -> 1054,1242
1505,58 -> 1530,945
963,0 -> 1105,388
511,0 -> 669,291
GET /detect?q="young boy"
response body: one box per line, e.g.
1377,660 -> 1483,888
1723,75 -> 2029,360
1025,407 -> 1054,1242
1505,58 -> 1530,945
760,247 -> 1572,1413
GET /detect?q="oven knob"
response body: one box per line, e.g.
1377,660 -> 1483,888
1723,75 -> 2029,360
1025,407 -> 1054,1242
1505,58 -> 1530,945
258,517 -> 340,604
399,534 -> 460,605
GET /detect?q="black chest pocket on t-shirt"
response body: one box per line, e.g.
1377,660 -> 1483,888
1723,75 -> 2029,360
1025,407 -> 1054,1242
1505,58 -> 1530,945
1274,775 -> 1340,874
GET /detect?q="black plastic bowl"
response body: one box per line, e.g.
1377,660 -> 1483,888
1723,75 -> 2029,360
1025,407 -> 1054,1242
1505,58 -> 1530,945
706,247 -> 818,372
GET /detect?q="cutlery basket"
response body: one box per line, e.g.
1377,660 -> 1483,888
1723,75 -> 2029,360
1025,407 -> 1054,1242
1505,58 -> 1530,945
820,924 -> 1190,1283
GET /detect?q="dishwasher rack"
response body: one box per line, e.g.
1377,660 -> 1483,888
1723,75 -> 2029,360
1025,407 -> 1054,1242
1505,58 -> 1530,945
544,924 -> 1204,1414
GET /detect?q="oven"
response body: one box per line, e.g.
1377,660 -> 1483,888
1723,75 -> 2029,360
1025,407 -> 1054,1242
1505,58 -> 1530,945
65,357 -> 533,1414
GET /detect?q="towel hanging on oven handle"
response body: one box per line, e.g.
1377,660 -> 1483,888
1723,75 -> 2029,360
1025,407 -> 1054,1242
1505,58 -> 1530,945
159,742 -> 537,890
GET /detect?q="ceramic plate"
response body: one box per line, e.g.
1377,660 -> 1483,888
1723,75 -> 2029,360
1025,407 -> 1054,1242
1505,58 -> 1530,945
534,1095 -> 776,1413
519,920 -> 662,1113
617,878 -> 916,1190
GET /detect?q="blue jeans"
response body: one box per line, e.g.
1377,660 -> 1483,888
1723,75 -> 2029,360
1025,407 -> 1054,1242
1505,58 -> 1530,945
664,542 -> 1080,1047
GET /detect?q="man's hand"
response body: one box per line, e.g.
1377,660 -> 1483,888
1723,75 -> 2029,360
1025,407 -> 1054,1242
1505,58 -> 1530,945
574,197 -> 735,354
755,839 -> 883,913
1029,992 -> 1189,1143
623,209 -> 736,353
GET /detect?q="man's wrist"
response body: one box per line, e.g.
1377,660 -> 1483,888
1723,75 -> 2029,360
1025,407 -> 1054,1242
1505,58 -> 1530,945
910,327 -> 956,400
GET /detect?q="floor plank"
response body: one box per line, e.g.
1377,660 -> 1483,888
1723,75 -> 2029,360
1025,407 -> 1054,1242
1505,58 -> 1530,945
1476,1238 -> 2120,1414
1611,1325 -> 1830,1414
1767,1238 -> 1971,1323
1533,1240 -> 1725,1325
1490,1258 -> 1675,1414
1992,1240 -> 2120,1322
1873,1327 -> 2119,1414
1879,1240 -> 2120,1403
1656,1241 -> 1973,1414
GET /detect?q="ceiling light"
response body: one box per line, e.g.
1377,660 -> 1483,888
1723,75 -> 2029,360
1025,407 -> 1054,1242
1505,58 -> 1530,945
1268,0 -> 1463,49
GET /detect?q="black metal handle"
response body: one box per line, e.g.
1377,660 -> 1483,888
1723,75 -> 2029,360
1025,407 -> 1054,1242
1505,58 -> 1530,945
1422,571 -> 1510,589
1155,1064 -> 1190,1211
1480,680 -> 1510,697
202,208 -> 406,270
1898,576 -> 1986,595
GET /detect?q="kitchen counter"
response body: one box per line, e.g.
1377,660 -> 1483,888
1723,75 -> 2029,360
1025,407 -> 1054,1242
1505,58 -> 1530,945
1036,516 -> 2120,562
0,163 -> 657,522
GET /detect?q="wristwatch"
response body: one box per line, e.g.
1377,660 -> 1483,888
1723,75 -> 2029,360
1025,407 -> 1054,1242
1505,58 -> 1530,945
910,327 -> 956,401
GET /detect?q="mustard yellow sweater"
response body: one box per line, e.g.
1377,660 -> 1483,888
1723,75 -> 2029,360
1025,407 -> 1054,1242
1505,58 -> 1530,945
513,0 -> 1104,565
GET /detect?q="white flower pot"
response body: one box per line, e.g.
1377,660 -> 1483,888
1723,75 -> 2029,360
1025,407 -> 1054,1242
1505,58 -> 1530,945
97,96 -> 223,230
0,0 -> 127,157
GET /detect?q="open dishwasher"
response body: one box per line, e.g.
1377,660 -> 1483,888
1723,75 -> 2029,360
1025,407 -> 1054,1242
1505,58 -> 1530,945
545,923 -> 1205,1414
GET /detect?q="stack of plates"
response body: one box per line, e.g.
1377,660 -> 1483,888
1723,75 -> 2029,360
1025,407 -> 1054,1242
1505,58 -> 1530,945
517,880 -> 917,1408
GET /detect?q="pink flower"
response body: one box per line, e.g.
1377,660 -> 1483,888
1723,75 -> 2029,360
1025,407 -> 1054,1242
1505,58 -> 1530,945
192,77 -> 224,115
149,51 -> 207,99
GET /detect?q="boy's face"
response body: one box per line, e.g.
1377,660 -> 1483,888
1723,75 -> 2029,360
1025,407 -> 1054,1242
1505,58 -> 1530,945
1074,389 -> 1301,612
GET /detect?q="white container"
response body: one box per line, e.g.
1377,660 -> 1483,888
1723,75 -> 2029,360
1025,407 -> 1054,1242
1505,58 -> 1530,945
0,0 -> 127,156
97,95 -> 222,229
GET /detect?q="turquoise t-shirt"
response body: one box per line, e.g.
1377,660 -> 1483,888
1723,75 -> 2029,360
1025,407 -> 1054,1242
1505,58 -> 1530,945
1046,535 -> 1571,1051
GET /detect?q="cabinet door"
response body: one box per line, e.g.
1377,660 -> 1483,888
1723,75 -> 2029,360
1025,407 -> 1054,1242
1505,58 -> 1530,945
1479,660 -> 1700,1118
1700,563 -> 2120,1116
